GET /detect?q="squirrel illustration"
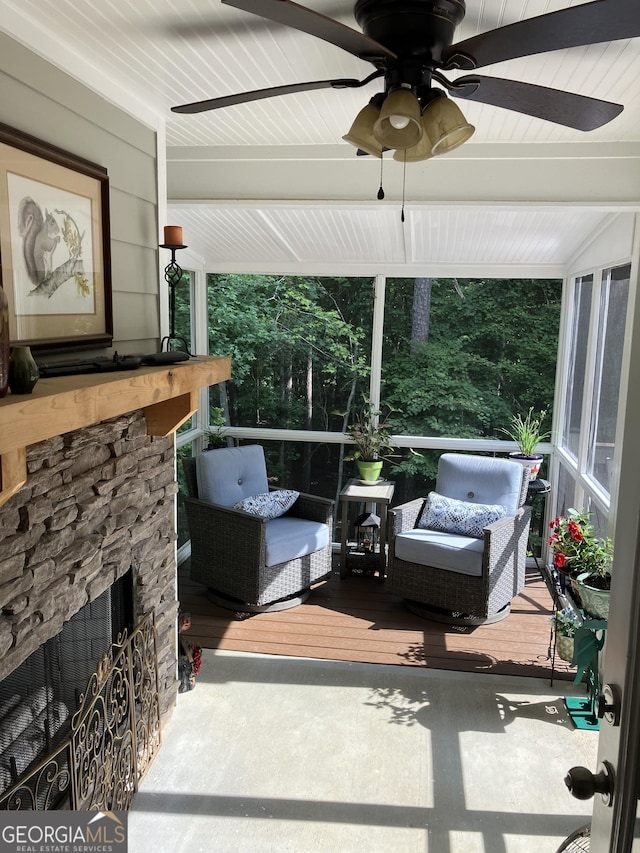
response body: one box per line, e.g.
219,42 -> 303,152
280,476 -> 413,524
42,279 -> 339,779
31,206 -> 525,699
17,197 -> 60,286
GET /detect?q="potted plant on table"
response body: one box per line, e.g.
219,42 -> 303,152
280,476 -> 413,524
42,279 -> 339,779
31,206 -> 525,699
548,509 -> 613,620
345,397 -> 397,483
500,407 -> 550,479
551,607 -> 581,664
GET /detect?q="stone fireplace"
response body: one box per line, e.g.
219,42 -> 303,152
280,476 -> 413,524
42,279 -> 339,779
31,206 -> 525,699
0,357 -> 231,807
0,411 -> 177,703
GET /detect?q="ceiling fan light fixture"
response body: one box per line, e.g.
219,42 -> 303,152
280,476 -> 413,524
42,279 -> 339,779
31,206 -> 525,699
373,88 -> 423,151
423,96 -> 475,155
393,107 -> 438,162
342,98 -> 384,158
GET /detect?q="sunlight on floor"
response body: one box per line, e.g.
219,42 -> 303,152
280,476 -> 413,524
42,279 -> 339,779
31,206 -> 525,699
130,650 -> 597,853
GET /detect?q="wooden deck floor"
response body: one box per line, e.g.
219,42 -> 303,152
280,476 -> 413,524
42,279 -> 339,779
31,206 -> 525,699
178,561 -> 573,681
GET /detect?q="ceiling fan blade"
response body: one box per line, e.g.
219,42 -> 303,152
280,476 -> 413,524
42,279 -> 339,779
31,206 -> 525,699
171,78 -> 364,114
166,2 -> 349,39
222,0 -> 396,65
442,0 -> 640,70
450,75 -> 623,131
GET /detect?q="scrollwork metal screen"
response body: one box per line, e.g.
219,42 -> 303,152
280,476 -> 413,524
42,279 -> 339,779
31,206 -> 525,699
0,610 -> 161,811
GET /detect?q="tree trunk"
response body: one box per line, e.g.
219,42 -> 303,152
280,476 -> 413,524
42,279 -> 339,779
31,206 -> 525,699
301,351 -> 312,492
411,277 -> 432,349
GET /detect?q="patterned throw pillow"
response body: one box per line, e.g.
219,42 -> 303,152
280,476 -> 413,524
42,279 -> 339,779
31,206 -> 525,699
417,491 -> 508,539
233,490 -> 300,519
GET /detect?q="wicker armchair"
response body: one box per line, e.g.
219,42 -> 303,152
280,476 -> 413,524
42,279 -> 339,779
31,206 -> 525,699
389,453 -> 532,624
183,445 -> 333,613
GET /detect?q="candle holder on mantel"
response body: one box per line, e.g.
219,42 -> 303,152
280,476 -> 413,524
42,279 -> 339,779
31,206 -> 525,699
160,225 -> 191,355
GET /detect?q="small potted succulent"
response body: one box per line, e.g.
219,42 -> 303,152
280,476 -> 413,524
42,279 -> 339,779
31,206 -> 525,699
344,396 -> 397,483
500,407 -> 550,479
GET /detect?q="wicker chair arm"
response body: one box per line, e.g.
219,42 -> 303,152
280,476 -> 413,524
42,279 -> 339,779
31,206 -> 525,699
389,498 -> 425,537
185,494 -> 269,524
484,505 -> 528,533
483,506 -> 531,570
287,492 -> 334,525
183,494 -> 267,568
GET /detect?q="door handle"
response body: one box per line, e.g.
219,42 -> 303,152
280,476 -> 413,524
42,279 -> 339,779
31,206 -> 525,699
597,683 -> 621,727
564,761 -> 615,806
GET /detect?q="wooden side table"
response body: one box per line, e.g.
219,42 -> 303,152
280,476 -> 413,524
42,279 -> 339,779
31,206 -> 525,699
339,478 -> 395,582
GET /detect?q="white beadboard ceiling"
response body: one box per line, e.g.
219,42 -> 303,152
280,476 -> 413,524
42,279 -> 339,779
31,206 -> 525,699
172,202 -> 611,275
1,0 -> 639,272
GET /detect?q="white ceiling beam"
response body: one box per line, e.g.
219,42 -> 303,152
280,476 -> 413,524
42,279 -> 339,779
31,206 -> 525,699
167,144 -> 640,207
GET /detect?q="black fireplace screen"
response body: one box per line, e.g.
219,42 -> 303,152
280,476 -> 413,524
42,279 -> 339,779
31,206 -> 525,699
0,572 -> 160,810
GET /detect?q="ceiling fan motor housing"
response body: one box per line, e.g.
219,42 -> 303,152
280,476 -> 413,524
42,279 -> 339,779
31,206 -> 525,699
354,0 -> 466,60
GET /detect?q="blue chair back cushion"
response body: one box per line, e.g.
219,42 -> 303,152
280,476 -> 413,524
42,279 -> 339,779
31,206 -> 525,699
436,453 -> 524,514
196,445 -> 269,506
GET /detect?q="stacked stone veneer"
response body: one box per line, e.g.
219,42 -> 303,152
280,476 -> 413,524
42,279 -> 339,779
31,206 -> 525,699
0,410 -> 179,719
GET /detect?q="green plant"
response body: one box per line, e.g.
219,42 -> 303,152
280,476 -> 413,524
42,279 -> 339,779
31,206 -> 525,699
345,397 -> 397,462
205,425 -> 230,448
500,407 -> 550,457
548,508 -> 613,585
551,607 -> 581,638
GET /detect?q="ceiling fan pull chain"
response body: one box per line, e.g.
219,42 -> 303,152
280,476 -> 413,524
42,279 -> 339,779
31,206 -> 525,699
401,152 -> 406,223
377,152 -> 385,200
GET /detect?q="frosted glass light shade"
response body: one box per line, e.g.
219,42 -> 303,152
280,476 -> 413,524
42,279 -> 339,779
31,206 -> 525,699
393,110 -> 436,162
342,102 -> 384,158
423,97 -> 475,155
373,89 -> 423,150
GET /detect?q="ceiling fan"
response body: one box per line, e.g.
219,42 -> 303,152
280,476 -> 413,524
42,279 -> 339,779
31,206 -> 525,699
172,0 -> 640,161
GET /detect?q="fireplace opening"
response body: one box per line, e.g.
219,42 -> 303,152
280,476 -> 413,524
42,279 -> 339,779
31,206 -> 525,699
0,569 -> 134,805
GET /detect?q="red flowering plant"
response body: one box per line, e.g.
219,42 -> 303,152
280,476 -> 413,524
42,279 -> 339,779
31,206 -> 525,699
548,508 -> 613,589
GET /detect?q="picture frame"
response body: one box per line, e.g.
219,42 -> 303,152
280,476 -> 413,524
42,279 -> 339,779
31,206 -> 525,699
0,122 -> 113,350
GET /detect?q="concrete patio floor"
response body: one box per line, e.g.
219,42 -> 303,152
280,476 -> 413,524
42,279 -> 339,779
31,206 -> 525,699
129,650 -> 597,853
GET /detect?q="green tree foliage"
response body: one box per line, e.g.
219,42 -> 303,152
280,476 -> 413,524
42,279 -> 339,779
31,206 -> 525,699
199,272 -> 560,496
207,274 -> 375,429
160,270 -> 564,536
382,277 -> 561,438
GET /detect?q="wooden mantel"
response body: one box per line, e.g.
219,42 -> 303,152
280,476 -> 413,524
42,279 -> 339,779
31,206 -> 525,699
0,355 -> 231,507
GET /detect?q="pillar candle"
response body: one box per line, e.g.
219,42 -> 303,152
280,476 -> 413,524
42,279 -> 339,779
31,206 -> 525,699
163,225 -> 183,246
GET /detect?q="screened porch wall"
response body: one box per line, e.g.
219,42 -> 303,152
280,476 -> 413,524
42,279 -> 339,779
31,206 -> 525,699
175,213 -> 639,567
553,213 -> 638,543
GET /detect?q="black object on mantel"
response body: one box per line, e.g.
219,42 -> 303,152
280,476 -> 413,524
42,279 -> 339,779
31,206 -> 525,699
141,351 -> 189,365
36,352 -> 142,378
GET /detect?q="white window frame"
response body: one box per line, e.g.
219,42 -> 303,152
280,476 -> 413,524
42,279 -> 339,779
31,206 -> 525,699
552,259 -> 633,533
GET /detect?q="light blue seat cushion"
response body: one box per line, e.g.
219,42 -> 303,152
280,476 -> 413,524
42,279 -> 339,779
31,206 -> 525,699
196,445 -> 269,506
394,529 -> 485,577
265,517 -> 330,567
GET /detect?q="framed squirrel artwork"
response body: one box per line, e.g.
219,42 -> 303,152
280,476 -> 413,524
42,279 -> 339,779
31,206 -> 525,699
0,122 -> 113,350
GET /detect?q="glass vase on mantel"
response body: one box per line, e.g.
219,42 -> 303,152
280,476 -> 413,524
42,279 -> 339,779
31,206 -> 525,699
0,282 -> 8,398
0,245 -> 9,398
8,345 -> 39,394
